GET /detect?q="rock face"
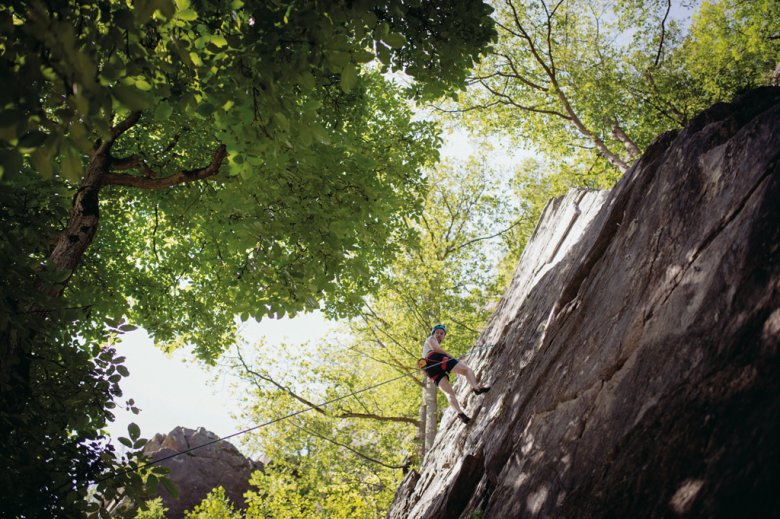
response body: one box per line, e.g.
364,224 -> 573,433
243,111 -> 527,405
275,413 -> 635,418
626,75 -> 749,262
143,427 -> 263,518
387,87 -> 780,518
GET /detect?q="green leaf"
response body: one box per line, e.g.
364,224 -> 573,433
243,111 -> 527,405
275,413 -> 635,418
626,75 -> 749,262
311,124 -> 330,144
118,436 -> 133,448
134,78 -> 153,91
177,8 -> 198,21
156,0 -> 176,19
29,146 -> 55,179
210,34 -> 228,48
328,51 -> 351,69
353,49 -> 375,63
116,365 -> 130,377
18,131 -> 48,152
340,65 -> 358,93
68,121 -> 93,154
128,422 -> 140,441
298,71 -> 316,91
160,476 -> 179,499
272,112 -> 290,131
60,144 -> 83,182
134,0 -> 156,24
146,474 -> 159,495
189,51 -> 203,67
383,32 -> 406,49
112,84 -> 152,111
154,102 -> 173,120
376,43 -> 392,65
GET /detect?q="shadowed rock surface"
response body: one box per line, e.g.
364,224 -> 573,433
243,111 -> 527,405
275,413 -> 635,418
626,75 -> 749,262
142,427 -> 262,518
387,87 -> 780,518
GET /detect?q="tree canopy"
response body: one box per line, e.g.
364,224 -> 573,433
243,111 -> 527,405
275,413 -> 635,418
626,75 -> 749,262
456,0 -> 779,182
0,1 -> 496,516
1,0 -> 497,347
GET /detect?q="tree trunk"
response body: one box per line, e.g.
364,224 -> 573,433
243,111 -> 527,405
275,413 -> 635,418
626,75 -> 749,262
611,120 -> 642,159
418,397 -> 427,458
47,150 -> 110,293
424,379 -> 438,452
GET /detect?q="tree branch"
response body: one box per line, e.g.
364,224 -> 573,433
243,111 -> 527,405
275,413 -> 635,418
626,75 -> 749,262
103,144 -> 227,189
338,411 -> 419,427
109,155 -> 156,178
110,111 -> 142,141
446,217 -> 527,257
236,346 -> 328,415
479,79 -> 571,119
654,0 -> 672,67
498,53 -> 549,91
94,111 -> 142,155
430,100 -> 504,114
292,420 -> 410,470
611,120 -> 641,158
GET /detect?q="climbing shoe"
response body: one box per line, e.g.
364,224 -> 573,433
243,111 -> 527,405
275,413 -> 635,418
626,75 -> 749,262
473,386 -> 491,395
458,413 -> 471,424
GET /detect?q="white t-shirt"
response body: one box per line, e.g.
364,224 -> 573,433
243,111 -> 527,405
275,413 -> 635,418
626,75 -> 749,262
422,336 -> 439,358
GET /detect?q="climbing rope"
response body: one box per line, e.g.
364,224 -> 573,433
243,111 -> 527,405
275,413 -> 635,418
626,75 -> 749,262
90,341 -> 499,487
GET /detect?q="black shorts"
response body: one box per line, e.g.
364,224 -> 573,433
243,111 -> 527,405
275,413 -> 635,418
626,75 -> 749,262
422,352 -> 459,386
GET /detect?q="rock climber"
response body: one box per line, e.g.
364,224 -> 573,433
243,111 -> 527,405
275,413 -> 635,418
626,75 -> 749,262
421,324 -> 490,424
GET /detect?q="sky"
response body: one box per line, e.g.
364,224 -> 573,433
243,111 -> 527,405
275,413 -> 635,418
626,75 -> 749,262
106,312 -> 332,449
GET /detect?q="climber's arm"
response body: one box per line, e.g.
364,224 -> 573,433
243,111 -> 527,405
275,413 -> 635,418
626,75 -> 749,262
428,337 -> 455,357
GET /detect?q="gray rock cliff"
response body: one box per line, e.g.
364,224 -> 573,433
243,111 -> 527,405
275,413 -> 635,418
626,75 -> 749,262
388,87 -> 780,518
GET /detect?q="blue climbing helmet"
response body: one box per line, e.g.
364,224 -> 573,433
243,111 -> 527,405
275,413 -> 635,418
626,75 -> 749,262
431,324 -> 447,335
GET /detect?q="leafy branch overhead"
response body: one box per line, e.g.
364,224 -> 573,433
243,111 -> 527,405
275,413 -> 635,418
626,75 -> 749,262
1,0 -> 497,355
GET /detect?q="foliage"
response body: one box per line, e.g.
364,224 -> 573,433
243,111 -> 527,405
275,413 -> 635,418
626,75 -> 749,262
0,0 -> 495,183
673,0 -> 780,100
457,0 -> 779,185
229,158 -> 519,516
72,72 -> 443,358
0,0 -> 497,353
351,157 -> 519,369
0,176 -> 166,518
0,1 -> 496,516
133,498 -> 169,519
185,487 -> 242,519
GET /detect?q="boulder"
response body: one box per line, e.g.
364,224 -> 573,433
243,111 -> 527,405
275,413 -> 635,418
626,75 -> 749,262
141,426 -> 263,518
387,87 -> 780,518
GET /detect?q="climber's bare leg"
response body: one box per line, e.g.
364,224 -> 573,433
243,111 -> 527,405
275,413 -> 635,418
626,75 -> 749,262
437,377 -> 465,415
451,362 -> 479,389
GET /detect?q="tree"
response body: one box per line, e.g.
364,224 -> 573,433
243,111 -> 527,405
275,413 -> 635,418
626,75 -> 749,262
230,157 -> 520,516
454,0 -> 778,182
0,1 -> 496,515
2,0 -> 496,344
672,0 -> 780,100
